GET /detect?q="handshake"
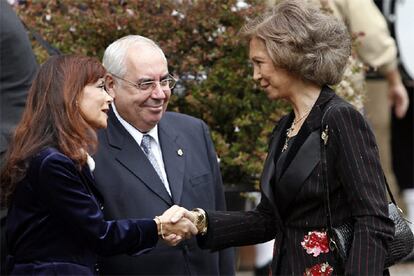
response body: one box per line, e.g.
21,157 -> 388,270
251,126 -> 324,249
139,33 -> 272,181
153,205 -> 207,246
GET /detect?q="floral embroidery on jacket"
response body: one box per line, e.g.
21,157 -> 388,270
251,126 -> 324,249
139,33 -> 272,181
304,262 -> 333,276
301,231 -> 329,257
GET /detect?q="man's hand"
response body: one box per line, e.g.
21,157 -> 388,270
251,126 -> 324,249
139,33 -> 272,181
389,82 -> 409,118
386,69 -> 409,118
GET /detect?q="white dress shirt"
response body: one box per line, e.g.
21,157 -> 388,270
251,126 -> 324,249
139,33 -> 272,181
86,154 -> 95,172
112,104 -> 171,196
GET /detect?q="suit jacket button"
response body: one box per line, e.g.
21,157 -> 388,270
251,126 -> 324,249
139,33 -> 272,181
95,264 -> 100,272
100,205 -> 104,210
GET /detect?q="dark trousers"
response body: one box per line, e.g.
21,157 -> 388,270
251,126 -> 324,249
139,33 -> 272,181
391,83 -> 413,191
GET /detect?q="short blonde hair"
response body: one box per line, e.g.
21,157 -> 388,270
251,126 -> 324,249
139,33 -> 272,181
242,0 -> 351,86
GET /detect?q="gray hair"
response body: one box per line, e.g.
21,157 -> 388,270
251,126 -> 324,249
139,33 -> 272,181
242,0 -> 351,86
102,35 -> 167,77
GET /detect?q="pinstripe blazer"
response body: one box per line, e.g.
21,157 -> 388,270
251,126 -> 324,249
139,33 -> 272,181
199,86 -> 394,275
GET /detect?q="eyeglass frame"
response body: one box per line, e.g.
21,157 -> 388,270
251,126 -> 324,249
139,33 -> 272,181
109,72 -> 177,92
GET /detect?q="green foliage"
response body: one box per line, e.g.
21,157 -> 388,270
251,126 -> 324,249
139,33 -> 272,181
17,0 -> 289,189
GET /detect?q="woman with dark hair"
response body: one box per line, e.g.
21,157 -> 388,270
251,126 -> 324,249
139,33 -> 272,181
176,1 -> 395,275
0,55 -> 196,275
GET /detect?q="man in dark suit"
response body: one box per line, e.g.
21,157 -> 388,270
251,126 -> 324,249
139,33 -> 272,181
0,1 -> 38,273
0,0 -> 38,160
93,35 -> 235,275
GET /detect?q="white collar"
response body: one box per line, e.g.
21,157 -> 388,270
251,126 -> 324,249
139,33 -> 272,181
112,103 -> 160,146
86,153 -> 95,172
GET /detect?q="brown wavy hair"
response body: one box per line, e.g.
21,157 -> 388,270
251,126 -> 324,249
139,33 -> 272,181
1,55 -> 106,207
241,0 -> 351,86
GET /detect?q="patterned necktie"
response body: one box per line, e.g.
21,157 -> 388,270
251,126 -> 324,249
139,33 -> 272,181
140,134 -> 169,193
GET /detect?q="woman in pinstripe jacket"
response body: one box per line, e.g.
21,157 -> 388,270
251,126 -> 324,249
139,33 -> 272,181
184,1 -> 395,275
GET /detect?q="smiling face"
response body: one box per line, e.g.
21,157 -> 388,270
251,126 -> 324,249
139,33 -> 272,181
79,78 -> 113,129
249,37 -> 297,100
109,45 -> 171,132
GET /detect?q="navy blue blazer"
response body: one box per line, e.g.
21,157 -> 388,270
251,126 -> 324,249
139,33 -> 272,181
199,87 -> 394,275
93,111 -> 235,275
6,147 -> 158,275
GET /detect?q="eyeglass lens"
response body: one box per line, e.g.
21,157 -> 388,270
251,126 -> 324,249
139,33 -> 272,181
139,77 -> 176,91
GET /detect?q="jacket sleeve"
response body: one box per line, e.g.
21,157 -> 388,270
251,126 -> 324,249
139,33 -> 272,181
328,105 -> 394,275
198,192 -> 277,251
36,152 -> 158,256
200,120 -> 236,275
336,0 -> 398,74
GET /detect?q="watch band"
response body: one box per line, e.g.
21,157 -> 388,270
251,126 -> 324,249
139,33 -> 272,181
192,208 -> 208,235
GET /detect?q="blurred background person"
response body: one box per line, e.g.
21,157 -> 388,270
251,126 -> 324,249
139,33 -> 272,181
0,0 -> 38,273
0,0 -> 38,162
303,0 -> 409,118
375,0 -> 414,233
317,0 -> 413,234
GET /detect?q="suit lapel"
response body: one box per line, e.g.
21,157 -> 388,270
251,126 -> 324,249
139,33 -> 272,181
81,166 -> 104,204
106,109 -> 173,205
274,86 -> 335,215
276,130 -> 320,215
278,85 -> 335,179
158,118 -> 185,205
260,116 -> 290,209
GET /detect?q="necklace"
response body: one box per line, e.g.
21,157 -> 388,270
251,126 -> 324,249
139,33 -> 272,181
282,109 -> 312,152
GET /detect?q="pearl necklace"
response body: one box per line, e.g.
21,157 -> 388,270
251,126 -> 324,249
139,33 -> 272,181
282,109 -> 312,152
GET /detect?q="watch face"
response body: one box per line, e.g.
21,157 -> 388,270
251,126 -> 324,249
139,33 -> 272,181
196,213 -> 203,225
197,214 -> 203,224
191,209 -> 207,234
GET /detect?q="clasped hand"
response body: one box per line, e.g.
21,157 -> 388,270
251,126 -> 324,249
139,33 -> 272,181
154,205 -> 198,246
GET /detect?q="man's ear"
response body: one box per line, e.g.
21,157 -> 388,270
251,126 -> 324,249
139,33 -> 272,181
104,74 -> 116,98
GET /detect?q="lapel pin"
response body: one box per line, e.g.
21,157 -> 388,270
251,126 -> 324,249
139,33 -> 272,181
177,149 -> 183,156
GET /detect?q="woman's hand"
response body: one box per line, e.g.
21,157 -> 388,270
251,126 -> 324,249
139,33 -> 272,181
154,205 -> 198,246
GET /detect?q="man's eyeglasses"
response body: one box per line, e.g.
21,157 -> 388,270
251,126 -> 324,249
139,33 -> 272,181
110,73 -> 177,92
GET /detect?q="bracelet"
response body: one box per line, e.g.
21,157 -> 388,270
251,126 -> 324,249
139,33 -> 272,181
154,216 -> 166,239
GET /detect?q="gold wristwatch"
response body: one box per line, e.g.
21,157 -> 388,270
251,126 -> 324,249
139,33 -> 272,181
192,208 -> 208,235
